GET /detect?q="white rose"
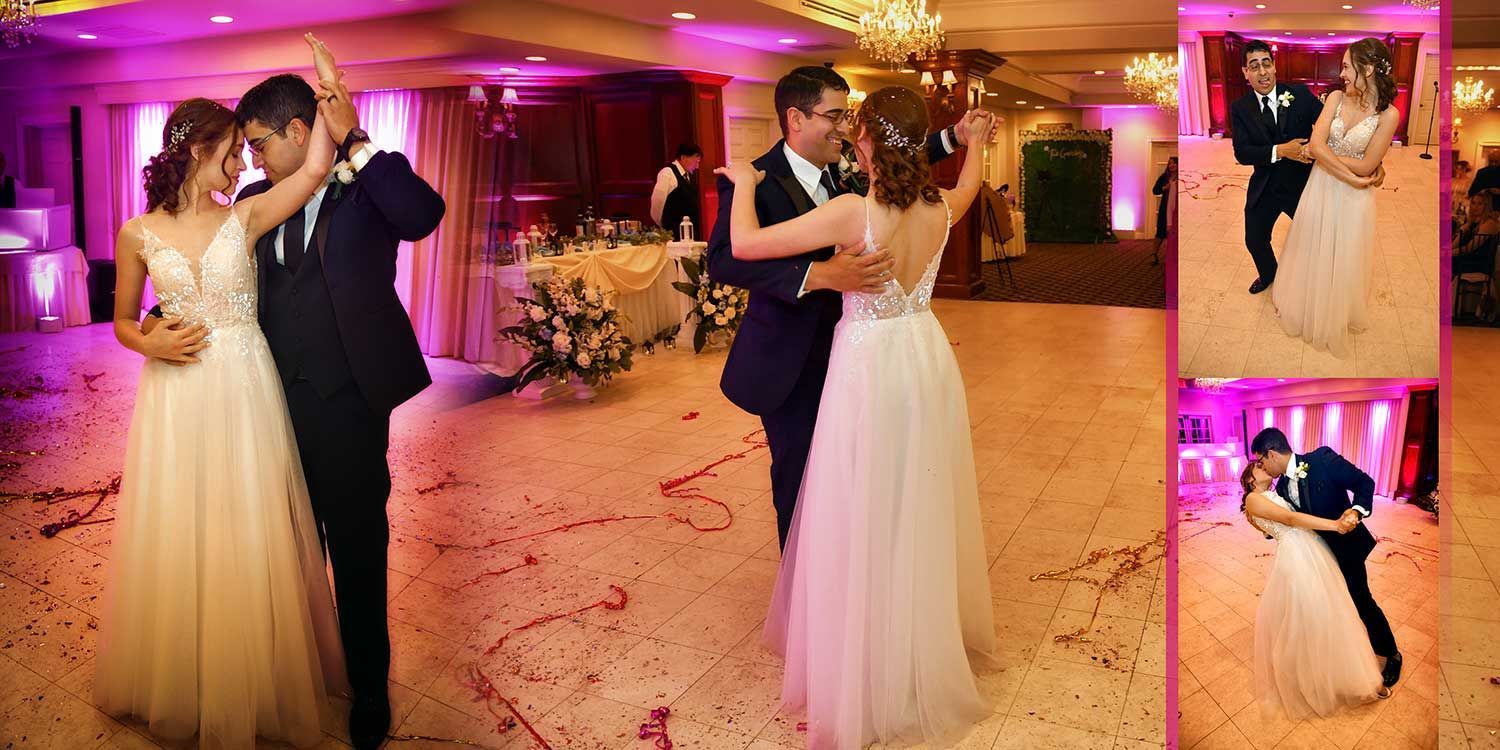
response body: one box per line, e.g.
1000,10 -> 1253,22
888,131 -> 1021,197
335,165 -> 355,184
551,315 -> 565,328
608,348 -> 619,361
565,304 -> 580,316
712,288 -> 724,299
702,302 -> 717,315
714,314 -> 727,326
575,352 -> 592,367
724,306 -> 737,320
552,332 -> 572,353
588,334 -> 603,350
528,305 -> 547,322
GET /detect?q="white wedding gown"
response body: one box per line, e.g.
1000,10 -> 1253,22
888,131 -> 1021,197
1249,490 -> 1383,719
94,210 -> 346,749
1272,98 -> 1389,358
764,195 -> 998,749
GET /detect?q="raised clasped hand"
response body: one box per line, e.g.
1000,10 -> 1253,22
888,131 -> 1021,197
713,163 -> 765,187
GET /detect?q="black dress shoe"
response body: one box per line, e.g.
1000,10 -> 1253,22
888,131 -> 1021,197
350,696 -> 392,750
1381,650 -> 1403,689
1249,277 -> 1273,294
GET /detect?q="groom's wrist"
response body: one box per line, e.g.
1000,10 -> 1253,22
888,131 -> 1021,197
1352,505 -> 1370,517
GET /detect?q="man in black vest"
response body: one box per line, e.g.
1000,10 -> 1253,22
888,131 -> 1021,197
146,72 -> 444,749
651,143 -> 702,236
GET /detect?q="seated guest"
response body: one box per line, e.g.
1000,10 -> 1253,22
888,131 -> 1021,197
1470,151 -> 1500,199
0,151 -> 15,209
650,143 -> 703,235
1455,192 -> 1500,320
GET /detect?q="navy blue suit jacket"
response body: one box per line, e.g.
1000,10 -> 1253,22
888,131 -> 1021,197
1275,446 -> 1378,560
240,150 -> 445,414
1231,83 -> 1322,210
707,133 -> 951,415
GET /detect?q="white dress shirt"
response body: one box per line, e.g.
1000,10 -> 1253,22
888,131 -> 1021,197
650,160 -> 692,227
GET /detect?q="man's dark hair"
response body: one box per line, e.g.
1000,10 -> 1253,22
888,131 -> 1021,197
774,66 -> 849,136
676,143 -> 703,159
1251,427 -> 1292,457
1243,40 -> 1274,67
235,74 -> 318,131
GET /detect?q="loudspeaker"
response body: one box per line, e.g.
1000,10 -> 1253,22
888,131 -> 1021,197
87,259 -> 115,323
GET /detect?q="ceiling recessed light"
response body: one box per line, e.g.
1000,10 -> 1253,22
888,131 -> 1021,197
1255,3 -> 1265,7
1016,100 -> 1028,105
1341,3 -> 1353,8
1327,32 -> 1336,36
671,12 -> 696,20
1034,105 -> 1045,109
1178,6 -> 1185,10
1284,31 -> 1293,35
777,38 -> 798,44
77,33 -> 97,39
209,15 -> 233,23
985,92 -> 997,97
525,56 -> 547,62
499,67 -> 520,73
1094,70 -> 1106,75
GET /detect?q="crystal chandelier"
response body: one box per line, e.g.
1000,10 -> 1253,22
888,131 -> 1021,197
1455,77 -> 1495,115
1403,0 -> 1439,10
1125,52 -> 1179,113
2,0 -> 38,48
857,0 -> 944,66
1193,378 -> 1238,394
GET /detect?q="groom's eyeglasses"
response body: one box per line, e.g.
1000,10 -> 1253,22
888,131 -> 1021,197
804,108 -> 856,126
247,123 -> 288,155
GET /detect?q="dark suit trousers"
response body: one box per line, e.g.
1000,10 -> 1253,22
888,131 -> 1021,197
284,378 -> 394,700
761,339 -> 833,551
1245,186 -> 1300,285
1334,550 -> 1398,657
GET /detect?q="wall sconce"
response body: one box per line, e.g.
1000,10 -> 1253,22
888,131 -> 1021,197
471,84 -> 521,139
919,71 -> 935,89
941,70 -> 958,86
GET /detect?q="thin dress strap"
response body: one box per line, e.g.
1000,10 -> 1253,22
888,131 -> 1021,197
862,193 -> 875,253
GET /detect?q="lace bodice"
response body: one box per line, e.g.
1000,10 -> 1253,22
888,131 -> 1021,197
841,196 -> 950,323
1250,490 -> 1301,541
136,211 -> 257,334
1327,97 -> 1380,159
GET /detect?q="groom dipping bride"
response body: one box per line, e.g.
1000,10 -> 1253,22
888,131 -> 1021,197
1239,427 -> 1401,720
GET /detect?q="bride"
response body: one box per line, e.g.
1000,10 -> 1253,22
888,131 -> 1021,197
716,86 -> 997,748
1240,464 -> 1387,719
95,35 -> 347,749
1272,38 -> 1402,358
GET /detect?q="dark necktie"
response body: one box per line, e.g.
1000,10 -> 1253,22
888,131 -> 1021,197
1260,94 -> 1279,139
284,205 -> 306,273
819,168 -> 838,200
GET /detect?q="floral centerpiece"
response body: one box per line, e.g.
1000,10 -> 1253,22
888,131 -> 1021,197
617,227 -> 673,246
501,276 -> 634,392
671,257 -> 748,353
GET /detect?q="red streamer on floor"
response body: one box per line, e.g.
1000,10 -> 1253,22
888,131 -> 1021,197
483,584 -> 628,656
0,475 -> 122,537
464,663 -> 553,750
681,411 -> 700,421
637,706 -> 673,749
460,553 -> 539,589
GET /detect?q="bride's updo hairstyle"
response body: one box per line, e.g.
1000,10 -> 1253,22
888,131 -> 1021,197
143,98 -> 239,215
1239,463 -> 1260,512
1348,37 -> 1397,113
856,85 -> 941,210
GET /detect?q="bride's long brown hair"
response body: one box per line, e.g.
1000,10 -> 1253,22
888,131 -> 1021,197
855,86 -> 941,210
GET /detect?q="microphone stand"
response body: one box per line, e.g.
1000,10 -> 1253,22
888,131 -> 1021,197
1420,79 -> 1437,160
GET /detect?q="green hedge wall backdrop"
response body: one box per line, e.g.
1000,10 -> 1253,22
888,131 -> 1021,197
1019,128 -> 1116,244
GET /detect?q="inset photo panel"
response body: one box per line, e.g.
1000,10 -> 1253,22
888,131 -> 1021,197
1177,6 -> 1441,378
1177,378 -> 1438,748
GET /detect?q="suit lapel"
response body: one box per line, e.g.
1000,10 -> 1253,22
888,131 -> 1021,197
763,140 -> 816,217
310,185 -> 343,265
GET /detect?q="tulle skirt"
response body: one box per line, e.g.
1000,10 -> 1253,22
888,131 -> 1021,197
764,311 -> 998,749
94,322 -> 346,749
1254,528 -> 1383,720
1271,163 -> 1376,358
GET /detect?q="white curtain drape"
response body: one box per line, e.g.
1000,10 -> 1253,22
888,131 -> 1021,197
1253,397 -> 1409,497
1179,38 -> 1210,136
107,102 -> 174,258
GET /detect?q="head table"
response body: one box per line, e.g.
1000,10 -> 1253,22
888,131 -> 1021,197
464,241 -> 707,376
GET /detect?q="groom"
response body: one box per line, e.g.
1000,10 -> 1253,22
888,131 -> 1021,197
1251,427 -> 1402,688
707,65 -> 990,549
149,72 -> 445,747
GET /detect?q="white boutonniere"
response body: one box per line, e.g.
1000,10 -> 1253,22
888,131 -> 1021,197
1292,463 -> 1309,482
1277,90 -> 1294,108
837,154 -> 866,193
331,160 -> 356,198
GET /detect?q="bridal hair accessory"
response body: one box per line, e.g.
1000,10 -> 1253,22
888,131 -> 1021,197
1376,59 -> 1392,76
166,120 -> 193,151
868,112 -> 920,154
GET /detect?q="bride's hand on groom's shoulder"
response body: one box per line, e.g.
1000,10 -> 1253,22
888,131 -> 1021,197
714,163 -> 764,187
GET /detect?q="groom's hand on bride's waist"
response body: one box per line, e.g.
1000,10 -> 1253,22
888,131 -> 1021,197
806,240 -> 895,294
